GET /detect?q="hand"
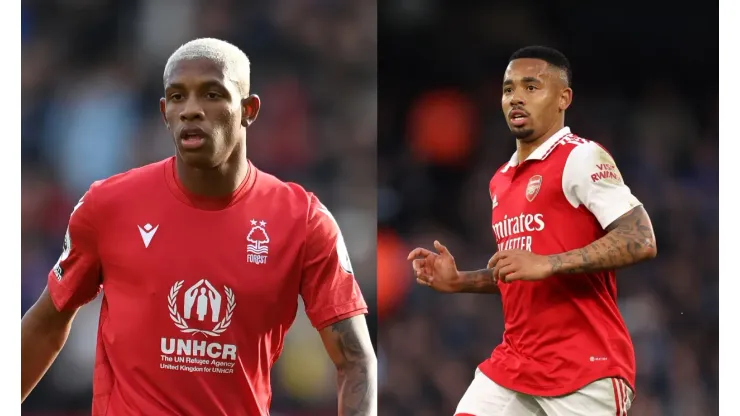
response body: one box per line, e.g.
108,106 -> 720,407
407,240 -> 461,293
487,250 -> 552,283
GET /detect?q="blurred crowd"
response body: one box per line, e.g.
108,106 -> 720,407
377,1 -> 718,416
21,0 -> 376,414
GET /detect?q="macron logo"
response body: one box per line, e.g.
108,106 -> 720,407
138,223 -> 159,248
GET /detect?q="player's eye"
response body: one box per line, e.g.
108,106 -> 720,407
206,92 -> 221,99
503,88 -> 513,94
527,85 -> 537,91
169,93 -> 184,101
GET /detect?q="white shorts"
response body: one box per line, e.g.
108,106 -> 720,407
454,369 -> 633,416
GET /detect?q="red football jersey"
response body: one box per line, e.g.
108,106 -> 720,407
47,157 -> 368,415
478,127 -> 640,397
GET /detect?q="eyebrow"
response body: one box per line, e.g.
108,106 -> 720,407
503,76 -> 542,86
165,80 -> 227,90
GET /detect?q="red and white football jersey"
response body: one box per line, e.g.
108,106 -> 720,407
478,127 -> 640,397
47,157 -> 367,415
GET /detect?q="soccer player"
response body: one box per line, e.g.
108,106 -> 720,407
408,46 -> 657,416
21,38 -> 377,416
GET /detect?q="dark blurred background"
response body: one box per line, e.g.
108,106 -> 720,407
377,1 -> 718,415
21,0 -> 376,415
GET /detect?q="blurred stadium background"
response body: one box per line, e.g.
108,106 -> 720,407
21,0 -> 376,415
377,1 -> 718,416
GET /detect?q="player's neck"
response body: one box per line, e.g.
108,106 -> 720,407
175,147 -> 249,198
516,122 -> 565,163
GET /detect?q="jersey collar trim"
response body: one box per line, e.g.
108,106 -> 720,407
504,126 -> 571,170
164,157 -> 257,210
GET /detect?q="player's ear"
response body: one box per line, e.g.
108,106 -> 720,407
241,94 -> 260,127
159,98 -> 169,129
559,88 -> 573,112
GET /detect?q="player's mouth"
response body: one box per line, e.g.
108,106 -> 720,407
509,109 -> 529,127
179,127 -> 209,150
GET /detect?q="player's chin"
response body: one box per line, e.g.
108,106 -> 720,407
177,147 -> 219,168
509,125 -> 536,139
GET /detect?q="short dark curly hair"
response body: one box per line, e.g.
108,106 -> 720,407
509,46 -> 572,88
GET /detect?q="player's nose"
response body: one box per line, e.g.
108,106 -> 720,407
180,97 -> 205,121
509,95 -> 525,107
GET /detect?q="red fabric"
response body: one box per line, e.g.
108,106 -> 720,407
479,133 -> 636,398
48,157 -> 367,415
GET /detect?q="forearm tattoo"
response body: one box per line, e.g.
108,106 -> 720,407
548,206 -> 656,274
458,269 -> 500,293
330,318 -> 376,416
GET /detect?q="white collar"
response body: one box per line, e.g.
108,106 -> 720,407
502,126 -> 571,172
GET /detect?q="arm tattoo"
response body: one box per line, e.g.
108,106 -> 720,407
457,269 -> 500,294
323,316 -> 377,416
548,206 -> 656,274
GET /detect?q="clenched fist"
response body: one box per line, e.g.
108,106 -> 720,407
487,249 -> 552,283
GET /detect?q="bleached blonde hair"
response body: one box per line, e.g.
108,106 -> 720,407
163,38 -> 251,96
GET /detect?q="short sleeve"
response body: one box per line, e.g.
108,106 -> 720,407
300,195 -> 367,330
562,142 -> 643,229
47,183 -> 103,311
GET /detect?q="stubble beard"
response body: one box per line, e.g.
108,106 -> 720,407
511,127 -> 536,141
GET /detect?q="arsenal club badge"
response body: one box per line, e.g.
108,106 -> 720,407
525,175 -> 543,202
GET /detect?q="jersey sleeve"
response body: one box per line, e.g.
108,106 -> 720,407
47,183 -> 103,311
300,195 -> 368,330
562,142 -> 643,229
